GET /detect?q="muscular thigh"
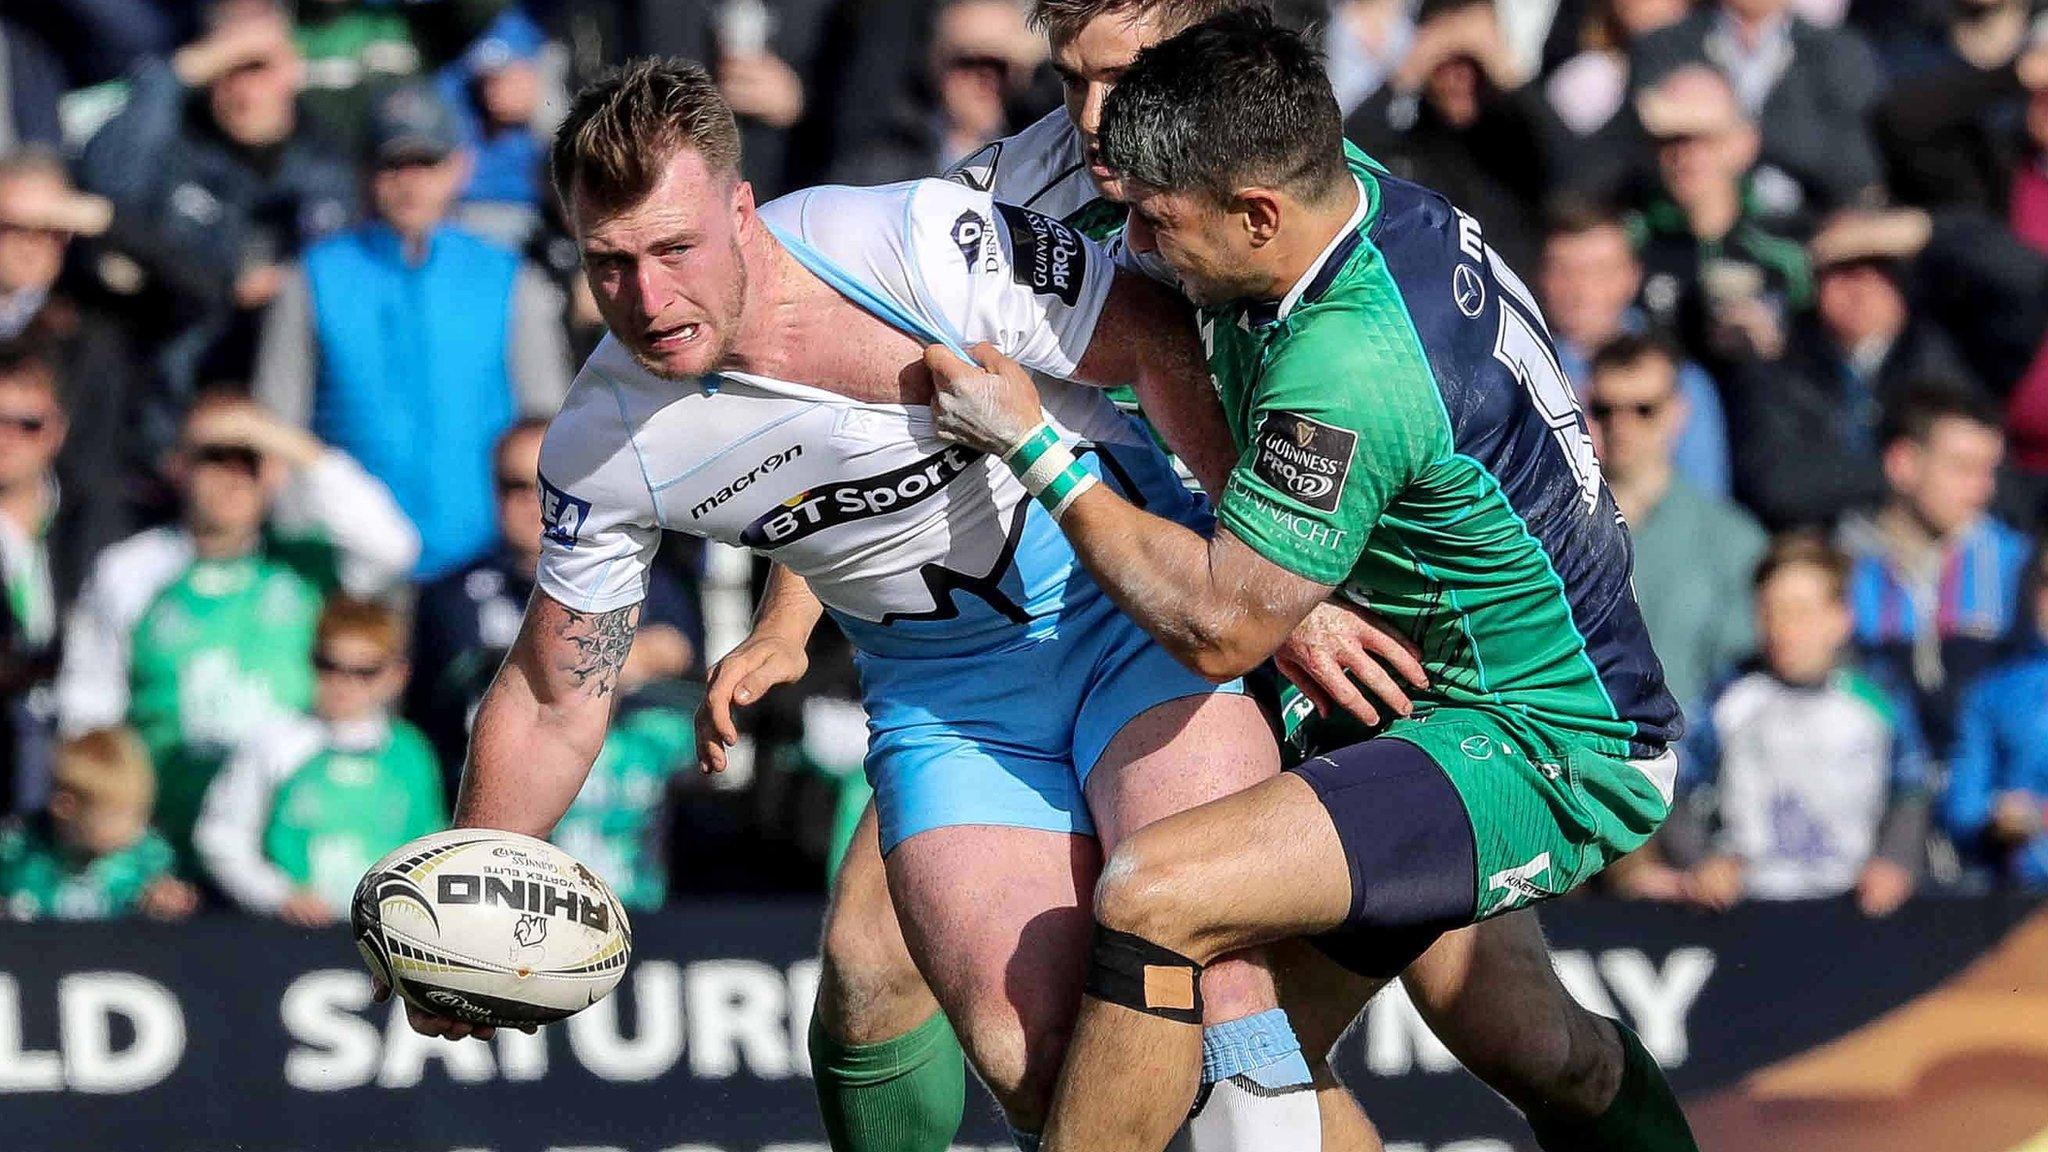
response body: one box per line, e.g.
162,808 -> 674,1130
885,823 -> 1101,1107
1084,692 -> 1279,847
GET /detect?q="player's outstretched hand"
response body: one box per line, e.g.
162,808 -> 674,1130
924,343 -> 1045,457
371,976 -> 536,1042
1275,599 -> 1428,729
697,629 -> 809,774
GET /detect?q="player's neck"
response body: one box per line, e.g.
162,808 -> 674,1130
721,226 -> 818,378
1260,180 -> 1362,305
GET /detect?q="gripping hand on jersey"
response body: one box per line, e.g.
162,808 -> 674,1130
924,344 -> 1046,457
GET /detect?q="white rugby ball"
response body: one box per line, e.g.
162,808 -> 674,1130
352,829 -> 632,1028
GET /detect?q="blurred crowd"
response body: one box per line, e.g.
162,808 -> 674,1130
1,0 -> 2046,925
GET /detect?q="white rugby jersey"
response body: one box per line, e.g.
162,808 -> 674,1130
949,111 -> 1100,222
534,178 -> 1155,649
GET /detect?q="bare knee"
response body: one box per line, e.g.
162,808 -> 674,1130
1093,829 -> 1221,962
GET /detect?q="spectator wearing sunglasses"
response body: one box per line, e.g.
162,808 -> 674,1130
53,396 -> 417,875
195,597 -> 442,924
0,344 -> 131,815
407,418 -> 701,788
0,148 -> 151,536
1587,334 -> 1765,714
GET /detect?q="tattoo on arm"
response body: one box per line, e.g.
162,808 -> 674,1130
553,604 -> 638,698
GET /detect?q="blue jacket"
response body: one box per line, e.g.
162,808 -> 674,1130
302,223 -> 520,578
1946,643 -> 2048,888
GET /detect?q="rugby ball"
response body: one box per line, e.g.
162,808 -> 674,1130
352,829 -> 632,1028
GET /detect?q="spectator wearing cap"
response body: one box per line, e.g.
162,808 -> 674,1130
74,0 -> 357,399
1586,335 -> 1765,713
254,82 -> 572,581
1630,65 -> 1811,377
0,150 -> 150,538
1345,0 -> 1555,273
1725,211 -> 1983,531
1540,198 -> 1730,495
434,8 -> 557,247
1945,542 -> 2048,890
1629,0 -> 1885,215
1838,389 -> 2029,753
1876,13 -> 2048,231
827,0 -> 1047,186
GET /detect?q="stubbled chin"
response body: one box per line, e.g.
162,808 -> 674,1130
628,343 -> 713,382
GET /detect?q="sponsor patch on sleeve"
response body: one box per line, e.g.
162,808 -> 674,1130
1251,412 -> 1356,513
538,473 -> 592,550
994,201 -> 1086,305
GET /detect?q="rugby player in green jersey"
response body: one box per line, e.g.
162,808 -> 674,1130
925,12 -> 1696,1152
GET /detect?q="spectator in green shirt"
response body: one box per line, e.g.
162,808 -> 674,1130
0,728 -> 196,920
1588,334 -> 1765,713
196,596 -> 442,926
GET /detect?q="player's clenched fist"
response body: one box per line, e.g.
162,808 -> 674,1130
924,343 -> 1046,457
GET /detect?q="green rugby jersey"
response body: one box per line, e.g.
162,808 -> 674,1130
263,720 -> 444,909
0,814 -> 176,920
1203,155 -> 1681,760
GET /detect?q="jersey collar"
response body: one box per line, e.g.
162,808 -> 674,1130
1245,176 -> 1369,330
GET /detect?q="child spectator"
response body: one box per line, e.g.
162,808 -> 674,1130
195,598 -> 442,925
1655,535 -> 1931,917
55,396 -> 418,872
0,728 -> 196,920
1945,545 -> 2048,889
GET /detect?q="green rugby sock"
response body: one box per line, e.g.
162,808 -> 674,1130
1529,1019 -> 1698,1152
810,1009 -> 967,1152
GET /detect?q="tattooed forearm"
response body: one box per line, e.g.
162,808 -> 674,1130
554,604 -> 640,697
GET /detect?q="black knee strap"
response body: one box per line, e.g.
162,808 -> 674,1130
1085,923 -> 1204,1024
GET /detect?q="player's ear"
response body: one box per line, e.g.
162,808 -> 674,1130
1236,188 -> 1283,248
731,178 -> 756,228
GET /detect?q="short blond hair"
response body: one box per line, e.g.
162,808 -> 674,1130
550,58 -> 742,215
54,729 -> 155,809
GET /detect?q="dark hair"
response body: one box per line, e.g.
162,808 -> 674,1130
1542,194 -> 1627,241
1029,0 -> 1258,45
550,58 -> 742,215
1098,9 -> 1346,206
1753,532 -> 1850,599
1878,385 -> 2002,450
496,414 -> 552,458
1587,332 -> 1675,381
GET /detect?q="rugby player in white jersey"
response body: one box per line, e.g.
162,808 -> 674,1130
712,4 -> 1701,1152
397,58 -> 1325,1151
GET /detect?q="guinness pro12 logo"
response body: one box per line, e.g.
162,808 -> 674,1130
1252,412 -> 1356,513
